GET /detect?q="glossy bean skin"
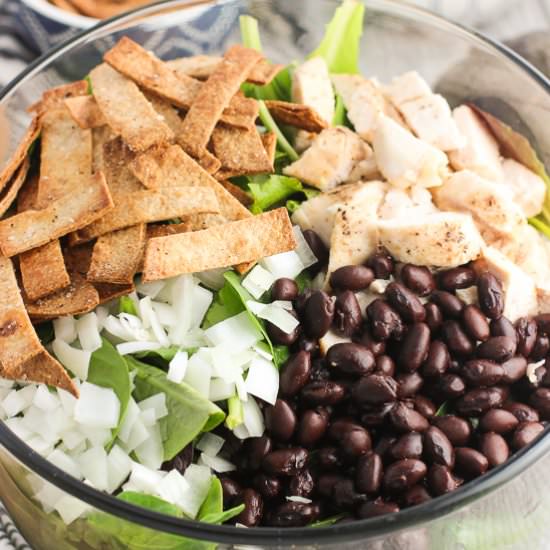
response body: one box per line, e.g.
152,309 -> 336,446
388,432 -> 423,460
529,388 -> 550,419
422,340 -> 450,377
376,355 -> 396,376
302,229 -> 329,271
389,402 -> 429,433
266,309 -> 301,346
397,372 -> 424,399
383,459 -> 427,493
352,374 -> 398,406
265,399 -> 297,442
297,409 -> 329,447
253,474 -> 282,500
366,299 -> 404,341
268,502 -> 320,527
280,351 -> 311,397
272,278 -> 299,301
423,426 -> 455,468
511,422 -> 545,450
432,415 -> 472,446
442,321 -> 474,356
436,374 -> 466,399
401,264 -> 435,297
403,485 -> 432,506
431,291 -> 464,319
414,395 -> 437,419
397,323 -> 431,372
326,343 -> 375,376
328,420 -> 372,458
360,402 -> 395,427
367,251 -> 394,279
330,265 -> 374,291
530,334 -> 550,361
479,409 -> 519,434
428,464 -> 462,496
358,499 -> 400,518
236,489 -> 264,527
503,402 -> 540,423
385,282 -> 426,323
479,432 -> 509,467
461,360 -> 504,387
461,305 -> 490,342
356,453 -> 383,494
304,291 -> 335,339
332,479 -> 365,508
245,436 -> 273,471
535,313 -> 550,336
334,291 -> 363,336
317,474 -> 345,498
302,380 -> 347,405
439,267 -> 476,291
424,303 -> 443,332
262,448 -> 309,476
476,336 -> 516,362
317,447 -> 342,470
455,388 -> 504,416
220,477 -> 242,507
501,356 -> 528,384
454,447 -> 489,478
515,317 -> 537,357
289,469 -> 315,498
490,317 -> 517,344
477,272 -> 504,319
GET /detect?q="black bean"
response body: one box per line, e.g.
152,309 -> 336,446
356,453 -> 383,494
262,448 -> 308,476
503,402 -> 540,423
477,272 -> 504,319
396,322 -> 431,373
442,320 -> 474,356
310,359 -> 330,381
479,432 -> 509,467
328,419 -> 372,458
431,290 -> 464,319
334,291 -> 363,336
332,479 -> 365,508
367,251 -> 394,279
428,464 -> 462,496
414,395 -> 437,419
352,374 -> 398,406
297,409 -> 329,447
302,380 -> 346,405
432,415 -> 472,446
529,387 -> 550,419
304,291 -> 335,339
439,267 -> 476,291
295,289 -> 314,313
403,485 -> 432,506
330,265 -> 374,291
396,372 -> 424,399
236,489 -> 263,527
423,426 -> 455,468
359,332 -> 386,356
289,469 -> 315,498
424,303 -> 443,332
461,359 -> 504,387
245,436 -> 272,471
389,432 -> 423,460
490,317 -> 517,343
455,388 -> 503,416
265,399 -> 297,441
376,354 -> 396,376
479,409 -> 519,434
501,356 -> 528,384
366,299 -> 404,341
389,402 -> 429,433
280,351 -> 311,397
358,499 -> 400,518
515,317 -> 538,357
530,334 -> 550,361
476,336 -> 516,362
266,309 -> 301,346
268,501 -> 320,527
253,474 -> 282,499
317,474 -> 344,498
511,422 -> 545,450
296,335 -> 320,357
302,229 -> 329,271
385,282 -> 426,323
461,305 -> 490,342
317,447 -> 342,470
220,477 -> 242,507
454,447 -> 489,478
326,343 -> 375,376
272,278 -> 299,301
401,264 -> 435,297
422,340 -> 450,377
384,459 -> 427,493
436,374 -> 466,399
535,313 -> 550,336
162,442 -> 193,474
360,402 -> 395,427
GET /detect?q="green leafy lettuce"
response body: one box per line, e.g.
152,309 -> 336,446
126,357 -> 224,461
119,296 -> 138,316
197,477 -> 244,524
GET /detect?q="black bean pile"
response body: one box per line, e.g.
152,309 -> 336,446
165,232 -> 550,527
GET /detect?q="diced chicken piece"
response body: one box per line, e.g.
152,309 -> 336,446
347,155 -> 381,182
433,170 -> 525,236
377,212 -> 483,267
326,181 -> 387,277
398,94 -> 466,151
292,57 -> 335,125
294,131 -> 316,153
291,181 -> 382,245
378,185 -> 437,220
473,246 -> 538,322
319,330 -> 351,356
501,158 -> 547,218
448,105 -> 502,181
384,71 -> 432,106
372,114 -> 448,189
284,127 -> 371,191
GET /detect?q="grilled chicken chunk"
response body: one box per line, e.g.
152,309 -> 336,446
501,158 -> 546,218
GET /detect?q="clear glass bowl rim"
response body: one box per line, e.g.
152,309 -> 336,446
1,0 -> 550,545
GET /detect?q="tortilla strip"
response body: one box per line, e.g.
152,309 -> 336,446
167,56 -> 283,86
0,156 -> 30,217
142,207 -> 296,281
90,63 -> 174,152
64,95 -> 106,129
19,241 -> 71,302
129,143 -> 251,221
3,351 -> 78,397
262,132 -> 277,166
28,81 -> 88,117
146,223 -> 191,239
264,100 -> 329,132
87,224 -> 146,284
0,117 -> 39,195
26,272 -> 99,320
0,256 -> 43,371
95,282 -> 135,304
74,186 -> 219,242
92,126 -> 114,173
63,243 -> 93,275
104,37 -> 258,130
65,0 -> 151,18
145,92 -> 184,134
17,172 -> 38,213
0,171 -> 114,257
211,125 -> 273,175
220,180 -> 253,207
178,44 -> 263,158
102,137 -> 143,195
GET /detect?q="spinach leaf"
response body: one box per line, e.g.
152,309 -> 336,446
248,175 -> 303,213
307,0 -> 365,74
198,478 -> 244,525
119,296 -> 138,316
126,357 -> 225,460
133,346 -> 189,369
118,491 -> 184,517
88,338 -> 131,445
272,345 -> 290,368
310,514 -> 346,527
435,401 -> 450,417
295,270 -> 313,293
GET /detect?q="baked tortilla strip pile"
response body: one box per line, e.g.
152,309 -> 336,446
264,100 -> 329,132
27,81 -> 88,118
65,95 -> 106,129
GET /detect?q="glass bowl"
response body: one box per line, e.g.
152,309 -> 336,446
1,1 -> 550,548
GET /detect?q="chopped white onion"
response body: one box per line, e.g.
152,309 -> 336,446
0,379 -> 13,389
136,279 -> 165,298
95,306 -> 109,331
252,344 -> 272,361
252,303 -> 299,335
135,422 -> 163,470
107,445 -> 132,493
2,389 -> 29,417
54,493 -> 90,525
242,265 -> 276,299
79,425 -> 112,448
139,408 -> 157,427
4,418 -> 33,440
127,462 -> 165,494
245,357 -> 279,405
138,393 -> 168,420
116,341 -> 162,355
232,422 -> 250,440
151,301 -> 177,327
124,418 -> 150,452
167,350 -> 188,383
77,446 -> 109,490
57,387 -> 77,416
76,312 -> 102,352
195,268 -> 226,290
234,374 -> 248,402
196,433 -> 224,457
74,383 -> 120,429
205,311 -> 263,352
62,430 -> 86,451
270,300 -> 294,310
184,351 -> 212,397
157,469 -> 191,507
242,397 -> 264,437
261,250 -> 305,279
52,339 -> 91,380
190,285 -> 214,328
34,482 -> 66,513
180,464 -> 212,519
292,225 -> 318,269
53,317 -> 77,344
167,275 -> 195,345
26,436 -> 54,456
118,398 -> 140,444
103,315 -> 135,342
139,296 -> 169,346
33,386 -> 60,412
47,449 -> 81,479
208,379 -> 235,402
199,453 -> 236,473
